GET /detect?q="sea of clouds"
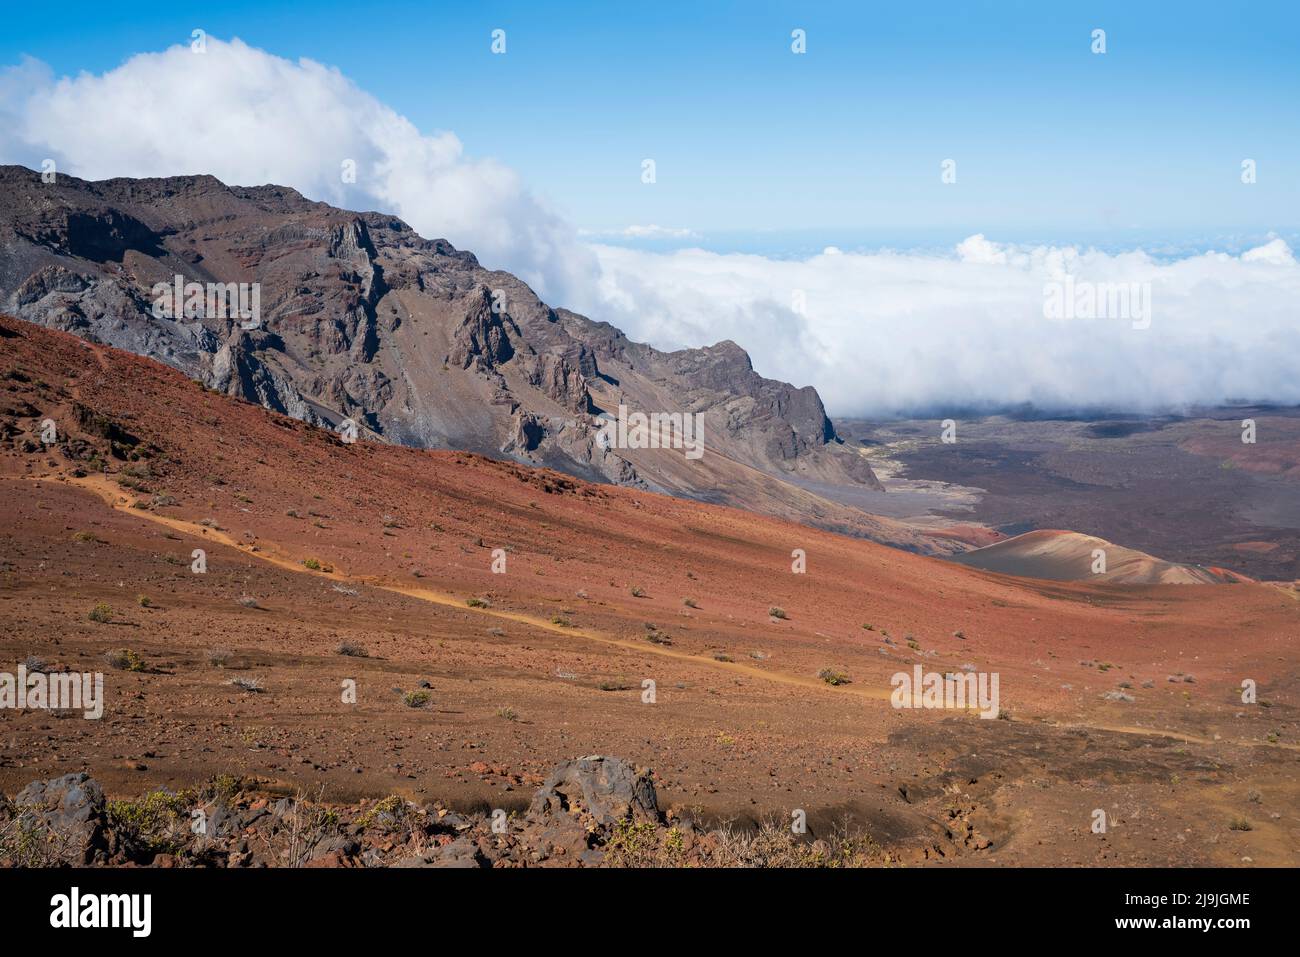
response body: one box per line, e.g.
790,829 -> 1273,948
3,38 -> 1297,417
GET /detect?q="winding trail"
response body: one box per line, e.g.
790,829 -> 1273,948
34,472 -> 896,703
19,470 -> 1297,753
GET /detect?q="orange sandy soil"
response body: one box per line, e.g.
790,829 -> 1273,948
1,316 -> 1296,866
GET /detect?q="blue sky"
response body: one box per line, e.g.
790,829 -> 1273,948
2,2 -> 1299,413
3,0 -> 1298,247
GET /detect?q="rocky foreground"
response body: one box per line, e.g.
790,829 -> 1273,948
1,757 -> 883,869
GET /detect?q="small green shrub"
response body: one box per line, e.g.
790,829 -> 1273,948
104,648 -> 146,672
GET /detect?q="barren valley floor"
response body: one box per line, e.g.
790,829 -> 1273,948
1,317 -> 1297,866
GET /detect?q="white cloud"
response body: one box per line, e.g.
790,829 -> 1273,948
0,38 -> 597,305
582,223 -> 702,237
3,40 -> 1299,416
574,237 -> 1300,415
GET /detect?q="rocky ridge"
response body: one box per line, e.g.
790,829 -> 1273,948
0,166 -> 892,539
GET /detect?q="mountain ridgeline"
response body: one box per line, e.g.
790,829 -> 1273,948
0,165 -> 906,539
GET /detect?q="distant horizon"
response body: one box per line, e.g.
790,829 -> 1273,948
12,159 -> 1298,262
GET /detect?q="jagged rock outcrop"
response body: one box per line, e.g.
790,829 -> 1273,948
11,772 -> 108,865
0,165 -> 886,534
529,755 -> 659,827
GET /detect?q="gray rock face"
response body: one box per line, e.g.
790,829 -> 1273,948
427,835 -> 490,868
0,165 -> 886,532
12,772 -> 107,865
528,755 -> 659,827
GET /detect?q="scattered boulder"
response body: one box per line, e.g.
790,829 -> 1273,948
11,772 -> 107,865
0,757 -> 716,869
428,836 -> 489,868
529,754 -> 659,827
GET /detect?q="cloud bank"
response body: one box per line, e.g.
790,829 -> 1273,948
3,39 -> 1298,416
578,236 -> 1300,415
0,39 -> 596,305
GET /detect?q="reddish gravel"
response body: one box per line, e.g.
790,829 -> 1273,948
1,315 -> 1296,866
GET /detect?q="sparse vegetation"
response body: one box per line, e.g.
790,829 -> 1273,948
302,558 -> 322,570
496,706 -> 519,721
818,667 -> 850,686
630,586 -> 646,598
356,794 -> 404,830
136,594 -> 152,608
769,606 -> 787,620
104,648 -> 146,672
88,602 -> 113,623
682,597 -> 698,608
106,789 -> 193,855
229,676 -> 263,693
207,649 -> 232,668
335,641 -> 368,658
466,597 -> 491,608
403,690 -> 431,708
550,615 -> 572,627
602,820 -> 674,868
236,595 -> 260,609
705,818 -> 881,869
